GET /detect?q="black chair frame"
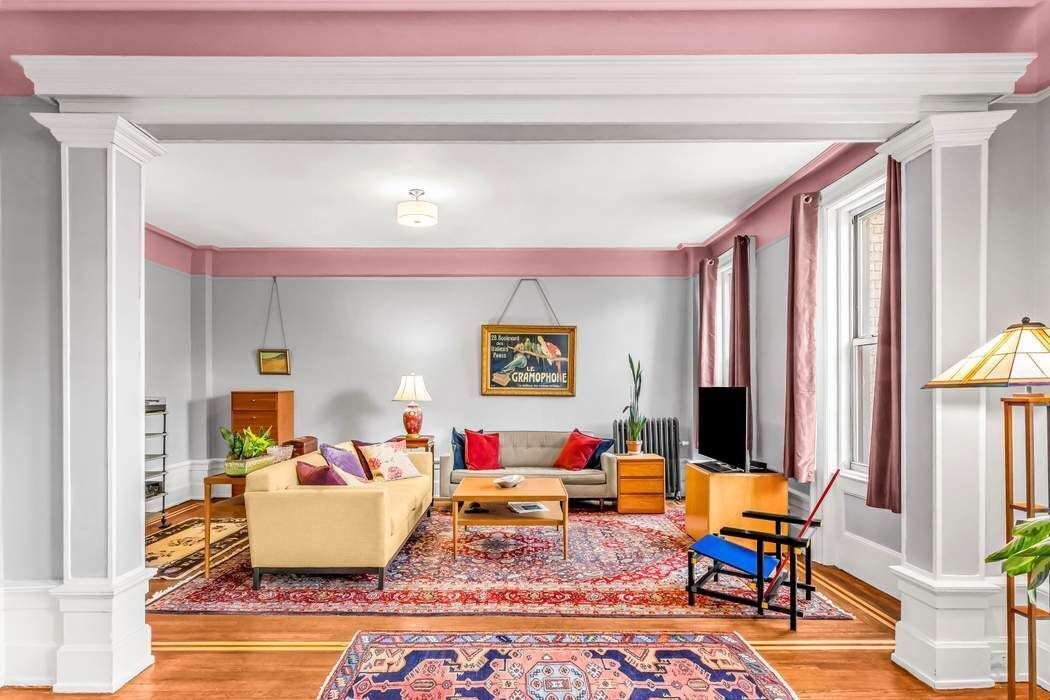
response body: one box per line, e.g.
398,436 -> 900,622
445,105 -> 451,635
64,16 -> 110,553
686,510 -> 822,631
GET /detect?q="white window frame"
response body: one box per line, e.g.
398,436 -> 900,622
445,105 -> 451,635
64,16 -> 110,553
713,248 -> 734,386
848,201 -> 887,474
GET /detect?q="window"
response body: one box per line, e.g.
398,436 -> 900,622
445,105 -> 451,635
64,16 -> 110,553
849,202 -> 886,472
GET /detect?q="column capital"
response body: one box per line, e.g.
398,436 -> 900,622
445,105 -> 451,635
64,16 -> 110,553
32,113 -> 164,164
877,110 -> 1015,163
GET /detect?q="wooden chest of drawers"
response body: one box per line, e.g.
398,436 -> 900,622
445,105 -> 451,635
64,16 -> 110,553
230,390 -> 294,445
616,453 -> 666,514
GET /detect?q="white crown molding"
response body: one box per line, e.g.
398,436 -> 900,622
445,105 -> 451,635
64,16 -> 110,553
876,110 -> 1015,162
30,113 -> 165,163
14,53 -> 1033,99
994,86 -> 1050,105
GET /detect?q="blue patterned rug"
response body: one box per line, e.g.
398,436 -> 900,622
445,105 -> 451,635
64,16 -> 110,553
318,631 -> 797,699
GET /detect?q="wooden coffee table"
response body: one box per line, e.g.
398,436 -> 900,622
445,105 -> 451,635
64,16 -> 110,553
450,476 -> 569,560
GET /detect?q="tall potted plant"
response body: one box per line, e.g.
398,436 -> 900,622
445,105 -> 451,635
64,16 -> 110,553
622,354 -> 645,454
220,426 -> 277,476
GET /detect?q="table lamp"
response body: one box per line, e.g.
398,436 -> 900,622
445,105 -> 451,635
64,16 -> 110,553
393,373 -> 432,438
925,317 -> 1050,700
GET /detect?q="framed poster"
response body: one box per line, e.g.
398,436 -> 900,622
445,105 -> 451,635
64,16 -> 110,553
481,324 -> 576,396
257,348 -> 291,375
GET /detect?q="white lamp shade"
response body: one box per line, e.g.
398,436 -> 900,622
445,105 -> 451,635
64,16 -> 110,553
396,198 -> 438,227
393,374 -> 432,402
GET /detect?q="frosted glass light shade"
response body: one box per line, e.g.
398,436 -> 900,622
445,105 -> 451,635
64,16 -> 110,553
393,374 -> 432,402
925,318 -> 1050,388
396,198 -> 438,227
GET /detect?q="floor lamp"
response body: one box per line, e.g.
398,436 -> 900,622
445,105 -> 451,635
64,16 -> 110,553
925,317 -> 1050,699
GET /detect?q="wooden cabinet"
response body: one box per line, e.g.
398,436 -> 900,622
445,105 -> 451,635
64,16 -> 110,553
685,462 -> 787,551
615,453 -> 665,514
230,390 -> 294,445
396,435 -> 435,454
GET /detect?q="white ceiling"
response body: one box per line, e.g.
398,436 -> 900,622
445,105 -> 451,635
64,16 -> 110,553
145,141 -> 832,249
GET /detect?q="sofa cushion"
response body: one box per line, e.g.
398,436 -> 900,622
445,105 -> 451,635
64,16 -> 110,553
465,430 -> 501,470
450,427 -> 482,470
449,466 -> 607,485
553,429 -> 603,471
499,431 -> 572,469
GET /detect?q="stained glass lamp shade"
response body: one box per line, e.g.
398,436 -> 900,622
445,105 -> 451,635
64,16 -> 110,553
924,317 -> 1050,389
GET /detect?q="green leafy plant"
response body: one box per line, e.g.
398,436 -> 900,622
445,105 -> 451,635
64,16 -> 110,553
219,426 -> 275,461
987,514 -> 1050,603
622,354 -> 645,442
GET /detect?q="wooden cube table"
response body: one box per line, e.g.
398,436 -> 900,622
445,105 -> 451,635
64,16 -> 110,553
450,476 -> 569,560
615,453 -> 666,514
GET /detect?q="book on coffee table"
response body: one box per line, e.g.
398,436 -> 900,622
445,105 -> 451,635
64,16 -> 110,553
507,502 -> 548,514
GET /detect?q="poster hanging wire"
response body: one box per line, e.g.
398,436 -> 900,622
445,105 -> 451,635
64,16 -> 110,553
261,276 -> 288,347
496,278 -> 562,325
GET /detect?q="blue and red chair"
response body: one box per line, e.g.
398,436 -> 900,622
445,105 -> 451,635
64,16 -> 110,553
686,469 -> 841,630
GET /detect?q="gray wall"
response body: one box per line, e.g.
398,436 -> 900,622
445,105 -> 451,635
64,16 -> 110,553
203,276 -> 693,460
145,262 -> 192,465
0,98 -> 62,581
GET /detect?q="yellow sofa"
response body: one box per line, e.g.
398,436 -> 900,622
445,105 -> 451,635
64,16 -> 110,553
243,443 -> 433,590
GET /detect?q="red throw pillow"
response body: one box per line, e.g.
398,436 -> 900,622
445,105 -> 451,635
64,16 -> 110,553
554,429 -> 603,471
465,430 -> 501,470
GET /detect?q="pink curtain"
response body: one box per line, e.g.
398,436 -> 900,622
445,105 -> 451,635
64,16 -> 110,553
729,235 -> 753,451
782,193 -> 820,483
866,159 -> 902,513
697,257 -> 718,388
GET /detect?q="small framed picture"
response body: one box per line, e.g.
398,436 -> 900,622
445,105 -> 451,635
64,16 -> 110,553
257,348 -> 291,375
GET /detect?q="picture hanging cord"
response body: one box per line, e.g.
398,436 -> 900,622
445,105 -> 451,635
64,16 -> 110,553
496,278 -> 562,325
261,276 -> 288,348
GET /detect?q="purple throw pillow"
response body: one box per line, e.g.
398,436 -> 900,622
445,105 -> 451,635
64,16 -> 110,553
321,443 -> 368,481
296,461 -> 347,486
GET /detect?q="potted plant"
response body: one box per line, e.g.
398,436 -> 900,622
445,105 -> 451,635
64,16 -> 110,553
622,354 -> 645,455
220,426 -> 277,476
987,514 -> 1050,602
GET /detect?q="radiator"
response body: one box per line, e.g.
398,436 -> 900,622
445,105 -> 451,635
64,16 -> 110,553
613,416 -> 683,498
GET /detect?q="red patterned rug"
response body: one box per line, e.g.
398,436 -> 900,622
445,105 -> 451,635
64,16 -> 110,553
148,504 -> 849,619
318,631 -> 797,699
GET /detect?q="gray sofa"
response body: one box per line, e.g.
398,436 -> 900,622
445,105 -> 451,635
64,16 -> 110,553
438,430 -> 618,504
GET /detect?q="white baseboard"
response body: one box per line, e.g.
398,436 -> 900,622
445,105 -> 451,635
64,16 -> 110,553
836,530 -> 902,597
1,580 -> 61,687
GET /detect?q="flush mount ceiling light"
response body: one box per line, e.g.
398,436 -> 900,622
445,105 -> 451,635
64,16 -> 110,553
396,188 -> 438,228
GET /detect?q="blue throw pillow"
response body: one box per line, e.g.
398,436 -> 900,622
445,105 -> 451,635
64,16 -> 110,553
585,438 -> 614,469
451,428 -> 481,470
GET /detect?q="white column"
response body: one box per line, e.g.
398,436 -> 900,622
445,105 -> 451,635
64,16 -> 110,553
31,113 -> 164,694
878,110 -> 1014,690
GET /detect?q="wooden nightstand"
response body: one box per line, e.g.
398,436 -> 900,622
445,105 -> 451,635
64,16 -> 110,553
396,435 -> 435,454
615,453 -> 666,514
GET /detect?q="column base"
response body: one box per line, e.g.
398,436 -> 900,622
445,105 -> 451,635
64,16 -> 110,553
50,567 -> 155,694
891,564 -> 1001,690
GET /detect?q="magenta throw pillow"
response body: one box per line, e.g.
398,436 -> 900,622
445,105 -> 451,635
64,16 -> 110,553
296,461 -> 348,486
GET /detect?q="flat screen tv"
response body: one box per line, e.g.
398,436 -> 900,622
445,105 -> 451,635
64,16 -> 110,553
697,386 -> 747,468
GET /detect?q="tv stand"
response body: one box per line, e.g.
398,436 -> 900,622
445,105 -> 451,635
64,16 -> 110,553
685,462 -> 788,551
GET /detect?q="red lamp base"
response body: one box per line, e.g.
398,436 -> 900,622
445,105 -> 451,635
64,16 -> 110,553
402,402 -> 423,437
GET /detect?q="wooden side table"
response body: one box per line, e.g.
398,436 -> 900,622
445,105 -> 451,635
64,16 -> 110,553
615,453 -> 666,514
202,473 -> 247,578
396,434 -> 435,454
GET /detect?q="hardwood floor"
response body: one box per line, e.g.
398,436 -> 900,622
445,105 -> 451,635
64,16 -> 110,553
0,500 -> 1018,698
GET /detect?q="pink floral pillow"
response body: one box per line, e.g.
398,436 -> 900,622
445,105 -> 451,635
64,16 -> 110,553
358,440 -> 422,481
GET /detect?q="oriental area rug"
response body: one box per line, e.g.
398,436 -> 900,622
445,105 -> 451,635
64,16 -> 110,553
148,505 -> 849,619
317,632 -> 797,700
145,517 -> 249,580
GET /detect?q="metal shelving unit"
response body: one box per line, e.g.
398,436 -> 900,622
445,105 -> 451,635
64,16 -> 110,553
146,406 -> 169,528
